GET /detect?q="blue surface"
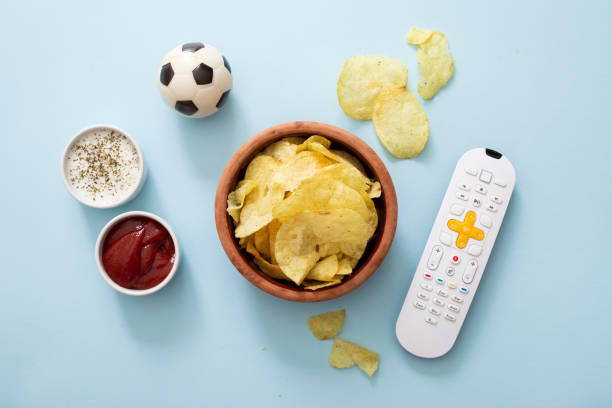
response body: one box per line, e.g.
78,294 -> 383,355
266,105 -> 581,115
1,0 -> 611,406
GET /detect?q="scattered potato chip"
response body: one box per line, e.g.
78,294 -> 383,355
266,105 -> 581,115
306,254 -> 339,281
372,87 -> 429,159
406,27 -> 454,100
274,209 -> 372,284
308,309 -> 345,340
328,338 -> 379,376
227,180 -> 257,223
337,55 -> 409,120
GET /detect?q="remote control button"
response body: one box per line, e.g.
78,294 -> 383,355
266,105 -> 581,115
465,168 -> 478,176
417,292 -> 430,301
425,316 -> 438,325
447,211 -> 485,249
427,245 -> 444,270
447,282 -> 457,289
491,195 -> 503,204
445,266 -> 455,276
420,282 -> 433,291
414,300 -> 426,310
423,272 -> 433,279
450,255 -> 461,264
459,287 -> 470,294
437,288 -> 448,297
428,306 -> 441,316
486,202 -> 497,212
456,192 -> 468,201
468,245 -> 483,256
458,182 -> 470,191
479,170 -> 493,183
444,313 -> 457,322
472,197 -> 482,208
494,178 -> 507,187
452,295 -> 464,303
450,204 -> 465,216
463,259 -> 478,284
475,184 -> 487,194
480,214 -> 492,228
435,277 -> 444,285
432,298 -> 445,307
448,304 -> 460,313
440,232 -> 452,246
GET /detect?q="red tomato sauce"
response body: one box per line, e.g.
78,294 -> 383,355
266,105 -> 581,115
102,217 -> 175,290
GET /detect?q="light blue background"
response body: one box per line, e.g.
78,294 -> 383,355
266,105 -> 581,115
1,0 -> 611,406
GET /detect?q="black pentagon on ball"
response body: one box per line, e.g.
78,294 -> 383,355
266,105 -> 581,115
159,63 -> 174,86
175,100 -> 198,116
222,56 -> 231,73
182,42 -> 205,52
216,90 -> 231,108
192,63 -> 213,85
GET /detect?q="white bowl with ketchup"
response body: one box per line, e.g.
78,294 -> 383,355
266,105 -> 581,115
95,211 -> 180,296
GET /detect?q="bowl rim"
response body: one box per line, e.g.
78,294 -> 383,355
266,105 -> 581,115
214,121 -> 398,302
94,210 -> 180,296
61,124 -> 146,209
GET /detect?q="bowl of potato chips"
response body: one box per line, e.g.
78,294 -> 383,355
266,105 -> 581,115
215,121 -> 397,302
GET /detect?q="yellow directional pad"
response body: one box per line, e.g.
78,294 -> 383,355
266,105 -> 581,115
447,211 -> 485,249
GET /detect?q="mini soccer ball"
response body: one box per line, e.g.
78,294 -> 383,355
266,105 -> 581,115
158,42 -> 233,118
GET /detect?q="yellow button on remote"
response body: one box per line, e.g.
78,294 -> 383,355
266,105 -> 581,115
447,211 -> 484,249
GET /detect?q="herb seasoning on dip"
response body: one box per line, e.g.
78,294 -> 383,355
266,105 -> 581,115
102,217 -> 175,290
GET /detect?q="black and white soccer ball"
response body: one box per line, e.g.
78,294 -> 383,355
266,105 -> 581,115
158,42 -> 233,118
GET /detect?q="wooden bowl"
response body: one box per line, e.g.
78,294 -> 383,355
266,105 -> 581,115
214,121 -> 398,302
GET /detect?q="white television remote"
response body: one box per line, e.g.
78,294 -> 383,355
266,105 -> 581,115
396,148 -> 515,358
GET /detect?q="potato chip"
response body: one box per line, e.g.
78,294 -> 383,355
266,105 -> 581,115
246,240 -> 291,281
367,181 -> 381,199
303,278 -> 342,290
372,87 -> 429,158
267,219 -> 281,264
306,254 -> 339,281
273,176 -> 376,232
227,180 -> 257,223
336,256 -> 353,275
328,338 -> 379,377
308,309 -> 345,340
272,150 -> 334,192
330,149 -> 366,175
253,225 -> 271,260
406,28 -> 454,100
262,139 -> 298,163
274,209 -> 371,284
337,55 -> 409,120
315,163 -> 370,194
296,135 -> 332,150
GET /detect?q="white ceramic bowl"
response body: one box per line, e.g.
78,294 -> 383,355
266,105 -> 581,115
61,124 -> 146,209
95,211 -> 180,296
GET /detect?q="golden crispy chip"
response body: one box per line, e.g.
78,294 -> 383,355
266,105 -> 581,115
373,87 -> 429,159
267,219 -> 281,264
272,150 -> 334,192
303,278 -> 342,290
246,240 -> 291,281
274,209 -> 371,284
273,176 -> 375,232
337,55 -> 409,120
262,139 -> 298,163
227,180 -> 257,224
315,163 -> 370,194
367,181 -> 382,199
296,135 -> 332,150
306,254 -> 339,281
330,149 -> 366,175
328,338 -> 379,377
336,256 -> 353,275
254,225 -> 270,261
239,235 -> 251,249
308,309 -> 345,340
235,155 -> 285,237
406,28 -> 454,100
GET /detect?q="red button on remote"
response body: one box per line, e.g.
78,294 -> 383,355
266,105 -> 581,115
451,255 -> 460,265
